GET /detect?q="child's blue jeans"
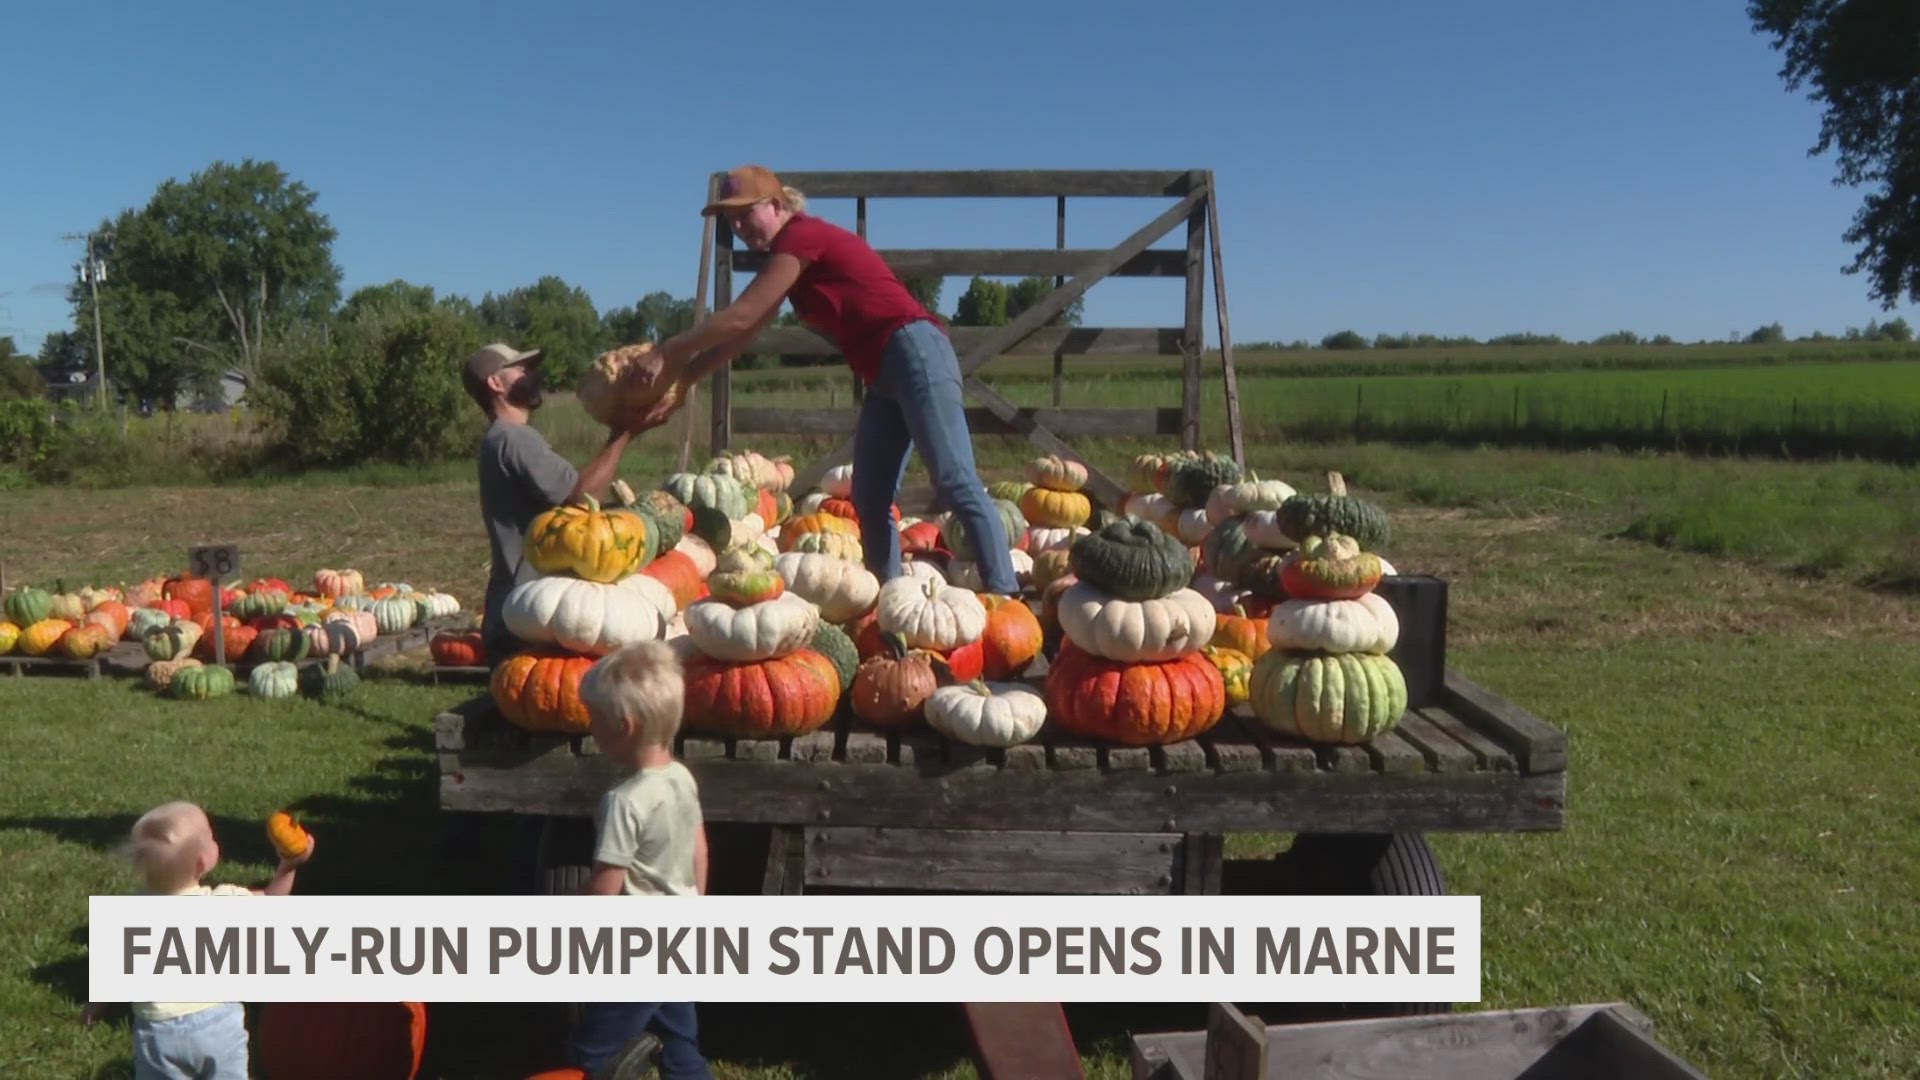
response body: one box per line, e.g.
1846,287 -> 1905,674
569,1000 -> 712,1079
132,1002 -> 249,1079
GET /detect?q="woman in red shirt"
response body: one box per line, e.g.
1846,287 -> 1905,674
639,165 -> 1018,593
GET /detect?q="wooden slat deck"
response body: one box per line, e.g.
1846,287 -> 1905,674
437,668 -> 1566,835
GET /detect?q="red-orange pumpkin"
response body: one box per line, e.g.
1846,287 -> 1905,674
429,629 -> 485,667
87,600 -> 131,639
940,637 -> 985,683
147,598 -> 193,620
682,649 -> 840,737
57,624 -> 113,659
490,652 -> 595,735
1211,605 -> 1271,661
851,635 -> 942,728
1045,642 -> 1226,746
257,1001 -> 426,1080
193,621 -> 257,662
639,549 -> 706,611
779,512 -> 860,550
899,520 -> 944,556
978,594 -> 1044,679
164,576 -> 215,619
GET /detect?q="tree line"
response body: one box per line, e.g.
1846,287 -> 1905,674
1255,319 -> 1915,352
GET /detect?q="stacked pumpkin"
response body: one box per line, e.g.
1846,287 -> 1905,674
1249,532 -> 1407,745
492,495 -> 674,735
1044,520 -> 1226,746
937,497 -> 1032,593
681,546 -> 842,738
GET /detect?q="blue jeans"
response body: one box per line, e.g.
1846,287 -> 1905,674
132,1003 -> 248,1079
856,320 -> 1019,593
569,1001 -> 712,1080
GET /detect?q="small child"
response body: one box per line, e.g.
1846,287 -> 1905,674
567,641 -> 713,1080
83,800 -> 313,1079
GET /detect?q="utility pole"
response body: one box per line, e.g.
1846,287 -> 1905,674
63,230 -> 110,411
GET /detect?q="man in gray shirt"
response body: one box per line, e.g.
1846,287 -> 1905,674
464,342 -> 642,663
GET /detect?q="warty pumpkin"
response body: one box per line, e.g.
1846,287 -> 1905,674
1069,519 -> 1193,601
1045,642 -> 1226,746
145,656 -> 202,692
851,633 -> 942,728
1201,646 -> 1254,707
707,546 -> 787,607
682,648 -> 840,737
1277,534 -> 1384,601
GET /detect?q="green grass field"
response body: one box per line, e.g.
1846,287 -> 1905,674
3,434 -> 1918,1077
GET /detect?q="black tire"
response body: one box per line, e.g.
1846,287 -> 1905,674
1225,832 -> 1449,1020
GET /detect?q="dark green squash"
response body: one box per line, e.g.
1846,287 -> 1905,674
300,655 -> 361,702
1276,489 -> 1391,547
249,627 -> 310,664
638,490 -> 689,550
1069,519 -> 1194,600
1165,452 -> 1242,509
808,622 -> 860,698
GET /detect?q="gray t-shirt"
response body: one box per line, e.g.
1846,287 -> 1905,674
478,419 -> 577,656
593,761 -> 703,896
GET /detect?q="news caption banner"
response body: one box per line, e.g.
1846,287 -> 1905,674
93,895 -> 1479,1004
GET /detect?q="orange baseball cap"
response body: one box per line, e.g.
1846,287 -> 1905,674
702,165 -> 783,216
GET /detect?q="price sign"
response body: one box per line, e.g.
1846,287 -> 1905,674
188,545 -> 241,582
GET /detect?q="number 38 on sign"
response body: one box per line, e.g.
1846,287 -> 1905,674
188,545 -> 241,582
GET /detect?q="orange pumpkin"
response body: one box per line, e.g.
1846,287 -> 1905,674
1045,642 -> 1226,746
1211,605 -> 1271,660
429,629 -> 485,667
257,1001 -> 426,1080
683,649 -> 840,737
86,600 -> 131,639
1038,573 -> 1079,656
639,549 -> 706,611
19,619 -> 74,657
754,487 -> 780,526
164,576 -> 215,619
192,617 -> 254,661
491,652 -> 595,735
850,635 -> 941,728
57,624 -> 113,659
978,594 -> 1043,679
778,512 -> 859,551
266,811 -> 312,859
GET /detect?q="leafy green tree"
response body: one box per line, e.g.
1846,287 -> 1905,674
902,275 -> 944,315
952,277 -> 1010,326
1752,0 -> 1920,305
1747,322 -> 1788,344
0,337 -> 43,400
66,159 -> 340,403
1005,276 -> 1084,326
340,280 -> 439,322
252,300 -> 484,467
1320,330 -> 1368,350
1591,330 -> 1642,346
476,276 -> 609,388
601,291 -> 696,347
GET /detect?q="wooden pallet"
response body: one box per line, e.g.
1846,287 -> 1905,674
0,653 -> 103,678
430,665 -> 491,685
437,667 -> 1565,838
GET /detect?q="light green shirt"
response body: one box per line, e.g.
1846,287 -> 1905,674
593,761 -> 702,896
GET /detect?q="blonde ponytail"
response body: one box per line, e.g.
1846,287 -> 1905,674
781,186 -> 808,215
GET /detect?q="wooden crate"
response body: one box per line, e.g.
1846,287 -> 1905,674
1130,1002 -> 1708,1079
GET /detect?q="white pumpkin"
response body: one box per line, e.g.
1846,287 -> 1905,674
673,534 -> 719,577
716,513 -> 767,551
1123,492 -> 1177,533
1189,573 -> 1253,614
1057,583 -> 1216,661
945,549 -> 1035,592
797,491 -> 832,516
1242,510 -> 1296,551
821,464 -> 855,498
775,552 -> 880,623
1173,507 -> 1213,546
1205,476 -> 1297,527
502,575 -> 670,656
684,591 -> 820,662
875,575 -> 986,651
418,591 -> 462,619
1377,556 -> 1398,576
925,681 -> 1048,747
1266,592 -> 1400,654
899,559 -> 947,586
756,532 -> 782,559
1026,526 -> 1089,553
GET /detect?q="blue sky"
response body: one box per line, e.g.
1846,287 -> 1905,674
5,0 -> 1913,355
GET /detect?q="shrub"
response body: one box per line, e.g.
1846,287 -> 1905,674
1320,330 -> 1368,350
0,400 -> 55,473
251,302 -> 484,468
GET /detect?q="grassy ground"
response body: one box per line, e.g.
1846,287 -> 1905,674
3,436 -> 1917,1076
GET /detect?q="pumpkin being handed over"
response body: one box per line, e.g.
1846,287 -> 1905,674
578,342 -> 685,430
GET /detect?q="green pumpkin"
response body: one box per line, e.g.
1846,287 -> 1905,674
248,661 -> 300,699
639,491 -> 689,550
688,504 -> 736,551
143,623 -> 198,662
171,664 -> 236,700
1165,452 -> 1242,510
986,480 -> 1032,503
808,622 -> 860,696
370,597 -> 418,636
230,590 -> 290,623
1249,650 -> 1407,744
1276,492 -> 1391,548
938,500 -> 1028,563
5,586 -> 52,628
1201,515 -> 1260,584
127,607 -> 172,640
249,627 -> 309,663
1068,519 -> 1194,600
332,593 -> 377,613
300,654 -> 361,702
662,472 -> 750,520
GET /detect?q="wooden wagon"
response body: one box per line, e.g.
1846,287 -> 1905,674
434,578 -> 1565,898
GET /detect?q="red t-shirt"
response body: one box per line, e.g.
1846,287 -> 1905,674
770,214 -> 939,383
